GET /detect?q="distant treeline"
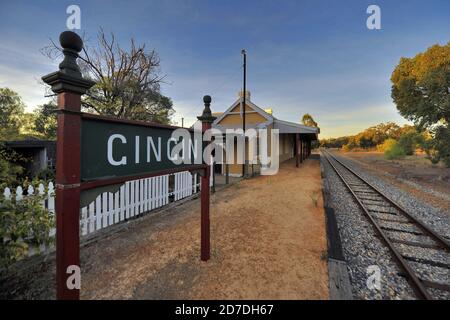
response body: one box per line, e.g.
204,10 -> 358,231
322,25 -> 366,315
319,122 -> 416,150
318,122 -> 438,163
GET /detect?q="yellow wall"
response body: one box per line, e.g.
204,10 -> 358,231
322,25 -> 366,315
230,104 -> 254,112
217,103 -> 296,176
218,103 -> 267,126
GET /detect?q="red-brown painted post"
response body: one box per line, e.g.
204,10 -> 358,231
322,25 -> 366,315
42,31 -> 95,300
295,133 -> 300,167
197,95 -> 216,261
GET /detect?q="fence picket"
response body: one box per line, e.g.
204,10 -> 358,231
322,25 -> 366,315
16,186 -> 23,201
81,207 -> 88,235
158,176 -> 163,207
143,178 -> 148,212
108,192 -> 114,226
4,187 -> 11,200
120,184 -> 125,221
114,191 -> 119,224
38,183 -> 45,195
48,182 -> 55,214
125,182 -> 130,219
89,202 -> 95,233
95,196 -> 102,231
27,185 -> 34,196
151,176 -> 156,209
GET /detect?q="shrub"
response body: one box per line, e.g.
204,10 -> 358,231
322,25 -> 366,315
421,126 -> 450,167
384,142 -> 406,160
341,144 -> 351,152
0,195 -> 54,268
377,138 -> 397,152
36,167 -> 55,181
397,131 -> 425,155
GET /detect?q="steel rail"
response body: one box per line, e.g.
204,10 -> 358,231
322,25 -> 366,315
322,149 -> 450,300
324,150 -> 450,249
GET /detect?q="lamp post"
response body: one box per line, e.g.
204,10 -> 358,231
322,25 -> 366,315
241,49 -> 247,177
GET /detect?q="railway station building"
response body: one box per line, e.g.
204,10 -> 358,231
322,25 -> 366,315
199,91 -> 319,177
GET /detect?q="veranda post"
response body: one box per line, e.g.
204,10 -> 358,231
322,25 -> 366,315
42,31 -> 95,300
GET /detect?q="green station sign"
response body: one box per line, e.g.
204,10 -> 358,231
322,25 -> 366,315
81,117 -> 201,181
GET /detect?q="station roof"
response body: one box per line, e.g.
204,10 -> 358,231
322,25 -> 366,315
209,96 -> 319,140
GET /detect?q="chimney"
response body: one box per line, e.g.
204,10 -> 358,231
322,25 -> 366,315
238,90 -> 251,100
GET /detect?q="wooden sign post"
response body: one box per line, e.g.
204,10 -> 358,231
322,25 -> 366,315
42,31 -> 95,300
197,96 -> 216,261
42,31 -> 212,300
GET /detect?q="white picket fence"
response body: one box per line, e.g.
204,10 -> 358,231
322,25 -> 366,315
80,171 -> 202,236
1,168 -> 213,259
2,181 -> 56,214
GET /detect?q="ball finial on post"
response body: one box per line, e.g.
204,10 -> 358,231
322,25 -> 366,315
58,31 -> 84,78
203,95 -> 212,105
198,95 -> 216,123
42,31 -> 95,94
59,31 -> 83,53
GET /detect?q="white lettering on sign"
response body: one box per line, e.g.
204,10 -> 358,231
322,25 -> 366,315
147,137 -> 161,162
103,125 -> 281,175
135,136 -> 140,164
107,134 -> 127,166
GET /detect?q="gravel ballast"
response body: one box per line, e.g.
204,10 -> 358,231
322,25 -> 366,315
321,151 -> 450,300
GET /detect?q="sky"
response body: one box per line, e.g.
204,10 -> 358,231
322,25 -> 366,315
0,0 -> 449,138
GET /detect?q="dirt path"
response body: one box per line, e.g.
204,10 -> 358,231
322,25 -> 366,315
78,156 -> 328,299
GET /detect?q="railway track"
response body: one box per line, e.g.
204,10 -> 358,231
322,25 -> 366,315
322,149 -> 450,300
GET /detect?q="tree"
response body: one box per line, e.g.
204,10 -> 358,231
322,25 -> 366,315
301,113 -> 318,127
0,88 -> 26,140
397,130 -> 424,156
0,143 -> 25,187
391,43 -> 450,165
42,29 -> 174,124
34,102 -> 57,140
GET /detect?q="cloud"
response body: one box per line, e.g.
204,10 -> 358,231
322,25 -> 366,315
0,38 -> 57,110
0,64 -> 50,111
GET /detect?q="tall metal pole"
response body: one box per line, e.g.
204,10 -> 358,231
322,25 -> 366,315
241,49 -> 247,177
